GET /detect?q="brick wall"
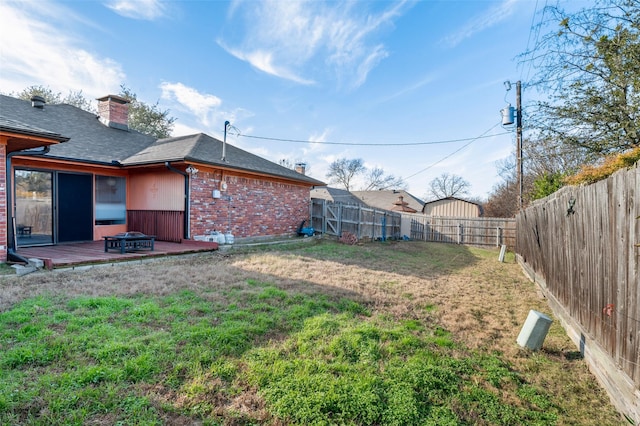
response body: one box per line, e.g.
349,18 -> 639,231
190,170 -> 310,238
0,144 -> 6,262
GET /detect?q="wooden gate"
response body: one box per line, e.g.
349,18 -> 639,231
310,199 -> 401,240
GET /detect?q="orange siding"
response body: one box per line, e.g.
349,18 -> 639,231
128,171 -> 184,211
0,142 -> 6,261
94,224 -> 127,240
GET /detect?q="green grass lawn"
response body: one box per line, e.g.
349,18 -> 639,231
0,239 -> 622,425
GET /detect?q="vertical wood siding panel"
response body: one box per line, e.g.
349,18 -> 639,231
128,172 -> 184,211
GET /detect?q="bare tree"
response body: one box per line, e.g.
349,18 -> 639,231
483,179 -> 519,218
279,158 -> 311,174
326,158 -> 405,191
427,173 -> 470,199
362,167 -> 406,191
485,157 -> 536,216
521,0 -> 640,157
326,158 -> 365,191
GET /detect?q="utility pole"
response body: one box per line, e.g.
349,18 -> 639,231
516,81 -> 523,210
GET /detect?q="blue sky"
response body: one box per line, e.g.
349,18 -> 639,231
0,0 -> 571,200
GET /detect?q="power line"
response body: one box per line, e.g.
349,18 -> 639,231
403,123 -> 502,181
521,0 -> 539,83
522,0 -> 548,84
239,131 -> 509,147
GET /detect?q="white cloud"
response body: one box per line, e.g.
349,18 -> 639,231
441,0 -> 518,47
158,82 -> 255,140
303,129 -> 332,156
217,0 -> 413,89
0,2 -> 124,98
219,44 -> 315,85
171,122 -> 204,138
160,82 -> 222,127
104,0 -> 167,20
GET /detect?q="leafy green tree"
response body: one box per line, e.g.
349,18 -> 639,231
119,85 -> 175,138
521,0 -> 640,157
14,85 -> 175,138
14,85 -> 95,112
530,172 -> 565,201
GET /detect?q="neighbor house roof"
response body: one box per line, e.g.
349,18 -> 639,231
0,95 -> 324,185
351,190 -> 424,212
422,197 -> 482,208
422,197 -> 484,216
310,187 -> 366,205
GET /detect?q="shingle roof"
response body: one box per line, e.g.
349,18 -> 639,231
422,196 -> 482,207
0,95 -> 324,185
351,190 -> 424,212
0,116 -> 69,142
123,133 -> 324,185
310,187 -> 366,205
0,95 -> 155,163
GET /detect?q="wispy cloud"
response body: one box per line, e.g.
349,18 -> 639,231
104,0 -> 167,20
160,82 -> 222,127
218,43 -> 315,85
441,0 -> 518,48
159,81 -> 253,138
0,2 -> 124,97
218,0 -> 413,89
304,129 -> 332,156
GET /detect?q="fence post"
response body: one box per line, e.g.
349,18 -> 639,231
321,200 -> 326,234
458,223 -> 463,244
372,209 -> 376,240
496,226 -> 502,247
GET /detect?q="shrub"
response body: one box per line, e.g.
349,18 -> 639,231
564,147 -> 640,185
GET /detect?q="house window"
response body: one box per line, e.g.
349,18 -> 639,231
95,175 -> 126,225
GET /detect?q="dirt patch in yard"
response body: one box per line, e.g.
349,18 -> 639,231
0,239 -> 622,424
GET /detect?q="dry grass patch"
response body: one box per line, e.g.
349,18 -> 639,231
0,239 -> 623,425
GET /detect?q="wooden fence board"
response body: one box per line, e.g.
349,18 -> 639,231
310,199 -> 402,241
516,163 -> 639,423
406,215 -> 516,248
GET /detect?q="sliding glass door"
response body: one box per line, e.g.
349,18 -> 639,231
14,169 -> 53,246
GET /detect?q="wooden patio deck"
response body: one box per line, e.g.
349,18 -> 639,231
14,240 -> 219,269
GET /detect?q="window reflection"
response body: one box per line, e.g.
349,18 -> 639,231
95,175 -> 126,225
14,170 -> 53,246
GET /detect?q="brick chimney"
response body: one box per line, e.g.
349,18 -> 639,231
295,162 -> 306,175
97,95 -> 129,131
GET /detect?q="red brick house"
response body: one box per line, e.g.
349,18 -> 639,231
0,94 -> 323,262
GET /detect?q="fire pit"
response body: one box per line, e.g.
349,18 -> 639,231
103,232 -> 156,254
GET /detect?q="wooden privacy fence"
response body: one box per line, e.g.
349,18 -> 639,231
310,199 -> 402,240
407,215 -> 516,248
516,163 -> 639,422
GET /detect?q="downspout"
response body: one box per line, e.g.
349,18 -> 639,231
165,162 -> 190,240
6,146 -> 51,263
